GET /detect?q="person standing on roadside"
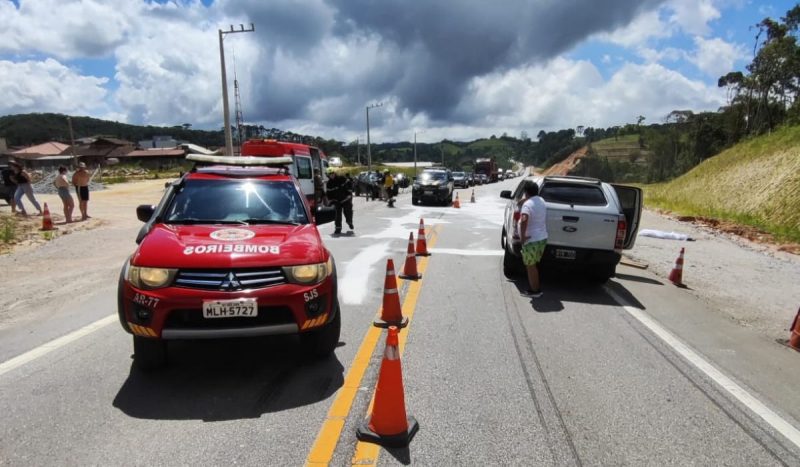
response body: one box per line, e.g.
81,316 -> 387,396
54,166 -> 75,223
518,180 -> 548,298
382,169 -> 394,203
325,168 -> 354,235
72,162 -> 91,220
9,160 -> 43,217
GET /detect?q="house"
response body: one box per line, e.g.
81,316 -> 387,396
6,142 -> 73,169
118,147 -> 188,169
69,137 -> 135,166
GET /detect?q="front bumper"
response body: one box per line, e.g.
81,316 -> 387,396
412,186 -> 449,201
119,278 -> 336,340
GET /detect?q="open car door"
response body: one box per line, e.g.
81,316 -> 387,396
611,184 -> 642,249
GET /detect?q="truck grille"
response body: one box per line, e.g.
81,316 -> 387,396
174,268 -> 286,291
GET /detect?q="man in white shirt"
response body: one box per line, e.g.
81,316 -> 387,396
518,181 -> 548,298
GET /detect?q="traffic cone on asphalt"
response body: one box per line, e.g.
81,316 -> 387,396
453,193 -> 461,208
374,259 -> 408,329
356,326 -> 419,448
399,232 -> 422,280
416,218 -> 430,256
470,189 -> 475,203
41,203 -> 54,231
788,308 -> 800,352
668,247 -> 685,286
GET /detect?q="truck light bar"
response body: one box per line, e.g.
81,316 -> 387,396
186,154 -> 294,166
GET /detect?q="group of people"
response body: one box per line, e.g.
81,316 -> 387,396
6,161 -> 91,223
315,168 -> 398,235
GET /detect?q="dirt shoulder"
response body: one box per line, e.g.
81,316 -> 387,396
0,179 -> 168,330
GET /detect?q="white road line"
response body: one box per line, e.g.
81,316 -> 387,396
0,315 -> 117,378
605,287 -> 800,449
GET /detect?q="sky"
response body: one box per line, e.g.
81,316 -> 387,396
0,0 -> 796,143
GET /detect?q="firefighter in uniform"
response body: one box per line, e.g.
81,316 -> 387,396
325,169 -> 354,234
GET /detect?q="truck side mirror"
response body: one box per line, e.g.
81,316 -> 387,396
500,190 -> 512,199
136,204 -> 155,223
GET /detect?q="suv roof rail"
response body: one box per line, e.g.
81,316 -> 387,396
543,175 -> 602,184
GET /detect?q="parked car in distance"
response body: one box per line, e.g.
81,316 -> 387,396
476,174 -> 488,185
465,172 -> 475,187
500,175 -> 642,282
452,171 -> 469,189
412,167 -> 454,206
354,171 -> 381,199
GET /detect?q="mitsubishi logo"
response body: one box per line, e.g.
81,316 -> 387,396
220,272 -> 241,291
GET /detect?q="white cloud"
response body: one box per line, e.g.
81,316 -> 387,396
688,36 -> 747,78
0,0 -> 140,59
595,10 -> 673,47
450,58 -> 726,137
667,0 -> 721,36
0,59 -> 109,115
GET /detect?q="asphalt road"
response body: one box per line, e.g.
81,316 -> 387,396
1,176 -> 799,466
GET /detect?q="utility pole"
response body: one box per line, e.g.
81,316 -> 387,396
366,102 -> 383,172
413,130 -> 424,178
66,116 -> 77,166
356,137 -> 360,165
218,23 -> 254,156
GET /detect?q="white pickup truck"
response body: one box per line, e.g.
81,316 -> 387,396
500,175 -> 642,282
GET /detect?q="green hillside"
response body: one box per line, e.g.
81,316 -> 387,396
645,125 -> 800,242
591,134 -> 649,164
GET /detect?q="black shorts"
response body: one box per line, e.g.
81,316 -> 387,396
76,186 -> 89,201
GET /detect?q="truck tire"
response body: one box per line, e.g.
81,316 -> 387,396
133,336 -> 167,371
301,299 -> 341,359
503,245 -> 524,278
589,265 -> 616,284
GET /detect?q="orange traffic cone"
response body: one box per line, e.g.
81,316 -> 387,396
453,193 -> 461,208
356,326 -> 419,448
668,248 -> 685,286
789,308 -> 800,352
470,189 -> 475,203
41,203 -> 54,231
416,218 -> 430,257
374,259 -> 408,328
399,232 -> 421,280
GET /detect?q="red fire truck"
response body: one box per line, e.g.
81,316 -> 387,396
240,139 -> 330,208
475,157 -> 498,183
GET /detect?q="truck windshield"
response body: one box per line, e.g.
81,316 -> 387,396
163,179 -> 309,225
540,183 -> 607,206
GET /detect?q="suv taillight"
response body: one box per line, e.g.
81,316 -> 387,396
615,218 -> 627,251
513,211 -> 521,221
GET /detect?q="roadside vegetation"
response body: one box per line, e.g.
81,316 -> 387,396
644,125 -> 800,243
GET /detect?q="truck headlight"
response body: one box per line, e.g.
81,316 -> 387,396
284,257 -> 333,285
127,264 -> 177,289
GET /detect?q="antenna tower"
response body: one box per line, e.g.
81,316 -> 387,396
232,50 -> 245,154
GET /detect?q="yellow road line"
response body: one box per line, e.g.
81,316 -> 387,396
350,227 -> 439,466
305,226 -> 440,466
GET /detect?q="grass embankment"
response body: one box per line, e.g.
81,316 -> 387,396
644,125 -> 800,243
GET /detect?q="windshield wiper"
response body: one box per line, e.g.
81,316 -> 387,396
167,218 -> 248,225
241,219 -> 300,226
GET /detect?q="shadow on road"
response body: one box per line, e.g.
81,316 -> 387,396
613,272 -> 664,286
508,269 -> 649,311
112,335 -> 344,422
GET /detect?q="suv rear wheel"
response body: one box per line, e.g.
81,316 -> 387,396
301,299 -> 341,358
133,336 -> 167,371
503,244 -> 525,278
